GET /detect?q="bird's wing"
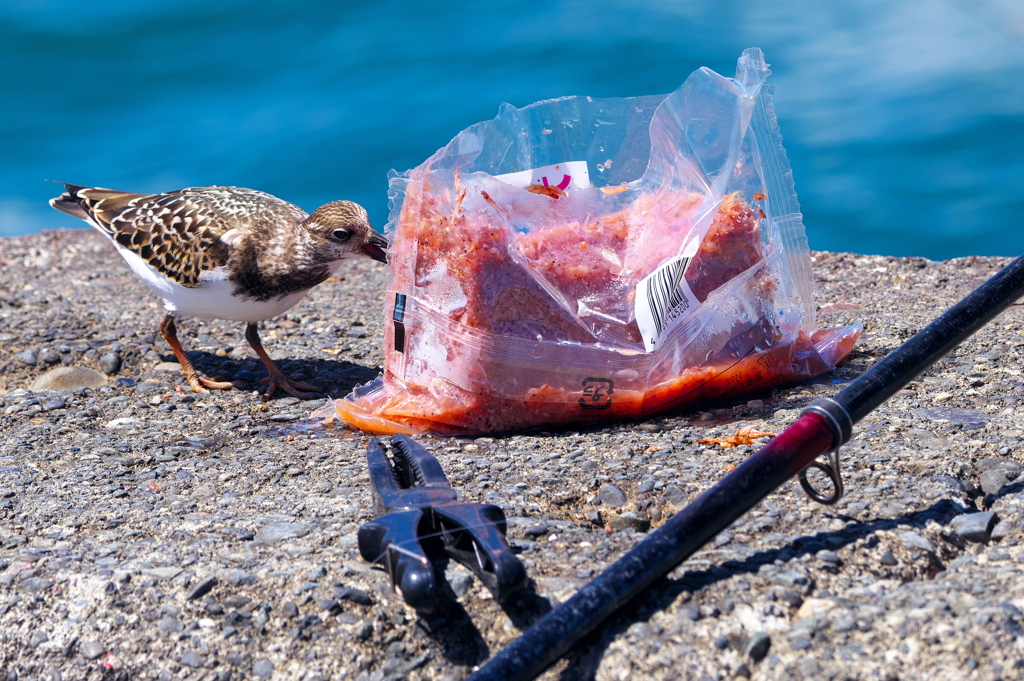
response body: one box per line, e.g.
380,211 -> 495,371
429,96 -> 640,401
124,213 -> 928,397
51,185 -> 306,287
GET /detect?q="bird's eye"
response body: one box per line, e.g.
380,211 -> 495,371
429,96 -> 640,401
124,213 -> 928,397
332,229 -> 351,242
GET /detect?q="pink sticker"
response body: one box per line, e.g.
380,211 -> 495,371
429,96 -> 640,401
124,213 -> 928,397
494,161 -> 592,192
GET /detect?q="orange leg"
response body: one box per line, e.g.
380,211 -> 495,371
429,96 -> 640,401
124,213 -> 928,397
245,322 -> 320,400
159,314 -> 237,393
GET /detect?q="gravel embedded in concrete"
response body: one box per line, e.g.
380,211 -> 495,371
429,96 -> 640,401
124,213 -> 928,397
1,230 -> 1024,680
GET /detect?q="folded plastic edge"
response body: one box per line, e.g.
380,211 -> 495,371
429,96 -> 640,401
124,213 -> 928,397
742,47 -> 817,333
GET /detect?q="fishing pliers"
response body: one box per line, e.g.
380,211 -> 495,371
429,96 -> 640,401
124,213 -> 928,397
357,434 -> 528,612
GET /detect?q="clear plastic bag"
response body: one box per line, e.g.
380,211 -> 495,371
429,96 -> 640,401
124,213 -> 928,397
321,48 -> 860,435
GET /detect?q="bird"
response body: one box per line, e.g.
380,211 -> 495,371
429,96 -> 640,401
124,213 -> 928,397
50,183 -> 388,400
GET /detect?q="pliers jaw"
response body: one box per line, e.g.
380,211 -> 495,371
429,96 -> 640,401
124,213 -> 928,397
357,435 -> 528,612
357,509 -> 438,612
433,503 -> 527,599
365,435 -> 457,515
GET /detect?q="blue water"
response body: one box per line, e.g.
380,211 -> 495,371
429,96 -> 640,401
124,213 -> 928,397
2,0 -> 1023,260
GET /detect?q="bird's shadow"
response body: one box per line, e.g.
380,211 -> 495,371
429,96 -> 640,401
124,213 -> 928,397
178,350 -> 380,399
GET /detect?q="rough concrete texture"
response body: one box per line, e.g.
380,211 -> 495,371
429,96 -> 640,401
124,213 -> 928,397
1,229 -> 1023,681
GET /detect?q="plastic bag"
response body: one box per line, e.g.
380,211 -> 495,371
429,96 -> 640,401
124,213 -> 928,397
321,48 -> 860,435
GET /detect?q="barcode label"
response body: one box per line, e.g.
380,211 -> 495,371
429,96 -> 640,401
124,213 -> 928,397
635,254 -> 700,352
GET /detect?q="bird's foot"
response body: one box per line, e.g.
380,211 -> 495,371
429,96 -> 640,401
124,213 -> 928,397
186,374 -> 242,394
260,373 -> 321,401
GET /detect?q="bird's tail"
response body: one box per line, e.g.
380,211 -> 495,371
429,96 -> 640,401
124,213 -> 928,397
49,183 -> 148,229
49,183 -> 92,220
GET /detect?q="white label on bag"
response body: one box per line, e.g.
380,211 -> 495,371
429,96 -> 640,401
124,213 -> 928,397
635,247 -> 701,353
494,161 -> 591,191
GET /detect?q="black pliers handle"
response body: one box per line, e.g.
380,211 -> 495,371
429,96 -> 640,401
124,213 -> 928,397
357,434 -> 527,612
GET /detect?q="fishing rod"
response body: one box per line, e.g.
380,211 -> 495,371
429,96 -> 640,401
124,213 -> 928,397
468,254 -> 1024,681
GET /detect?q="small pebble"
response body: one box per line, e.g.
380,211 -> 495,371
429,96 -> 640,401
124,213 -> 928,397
79,641 -> 104,660
608,511 -> 650,532
745,632 -> 771,662
255,522 -> 311,543
218,569 -> 257,587
186,575 -> 218,600
899,532 -> 934,553
991,519 -> 1014,541
950,512 -> 998,543
790,637 -> 812,651
179,650 -> 204,668
661,485 -> 687,505
252,660 -> 274,678
333,586 -> 373,605
299,614 -> 322,630
772,571 -> 809,587
524,523 -> 549,538
597,484 -> 628,507
16,349 -> 38,366
318,598 -> 341,615
158,617 -> 184,635
833,615 -> 857,632
100,352 -> 122,375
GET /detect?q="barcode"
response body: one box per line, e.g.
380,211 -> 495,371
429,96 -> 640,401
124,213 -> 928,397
645,256 -> 692,337
634,253 -> 700,353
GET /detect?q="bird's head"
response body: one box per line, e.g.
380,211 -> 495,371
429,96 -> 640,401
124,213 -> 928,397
304,200 -> 388,263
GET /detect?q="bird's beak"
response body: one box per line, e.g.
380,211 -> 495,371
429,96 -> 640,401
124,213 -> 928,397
361,231 -> 389,263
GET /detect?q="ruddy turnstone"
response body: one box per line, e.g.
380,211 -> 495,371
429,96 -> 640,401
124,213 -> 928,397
50,184 -> 388,399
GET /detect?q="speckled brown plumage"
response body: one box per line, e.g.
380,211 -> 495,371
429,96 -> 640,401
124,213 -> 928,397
49,182 -> 387,400
50,184 -> 307,288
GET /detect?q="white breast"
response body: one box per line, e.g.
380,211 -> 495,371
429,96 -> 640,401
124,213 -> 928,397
113,244 -> 327,322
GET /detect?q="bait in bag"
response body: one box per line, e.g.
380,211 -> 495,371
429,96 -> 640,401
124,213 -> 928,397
322,48 -> 860,435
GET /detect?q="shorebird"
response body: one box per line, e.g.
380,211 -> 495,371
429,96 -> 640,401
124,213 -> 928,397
50,184 -> 388,399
